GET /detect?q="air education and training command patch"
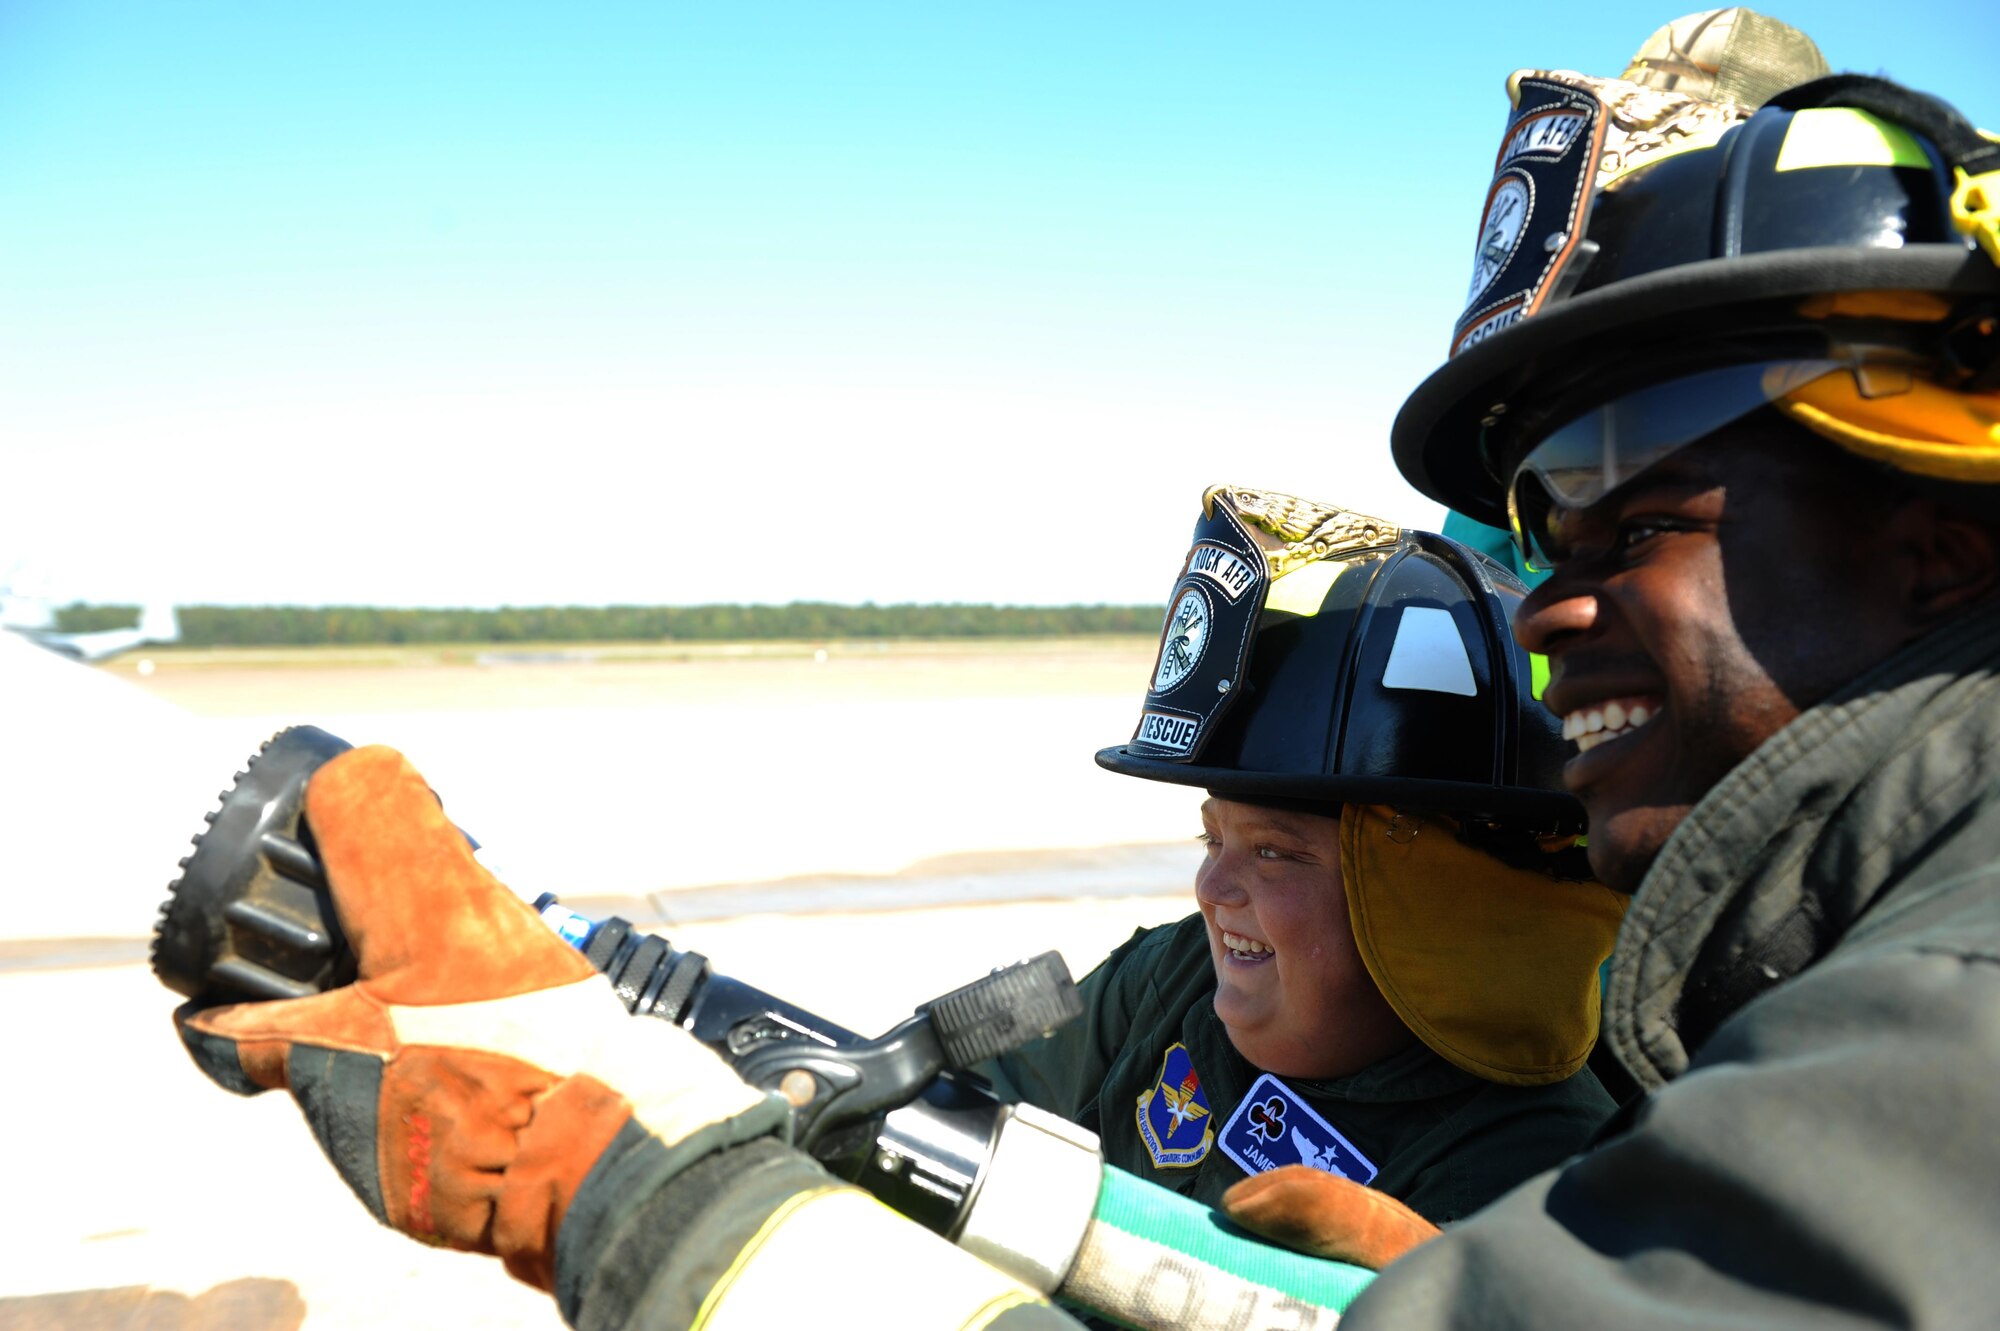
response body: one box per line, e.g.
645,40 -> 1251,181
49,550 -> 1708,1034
1218,1073 -> 1379,1185
1135,1043 -> 1215,1168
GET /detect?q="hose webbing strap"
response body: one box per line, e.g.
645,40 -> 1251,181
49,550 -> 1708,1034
1056,1166 -> 1373,1330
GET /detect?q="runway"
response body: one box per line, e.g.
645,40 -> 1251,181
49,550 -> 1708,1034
0,635 -> 1204,1328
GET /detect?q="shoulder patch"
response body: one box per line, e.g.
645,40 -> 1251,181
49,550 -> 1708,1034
1218,1073 -> 1379,1185
1134,1043 -> 1215,1168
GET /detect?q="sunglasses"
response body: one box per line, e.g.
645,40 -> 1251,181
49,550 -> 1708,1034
1496,359 -> 1918,570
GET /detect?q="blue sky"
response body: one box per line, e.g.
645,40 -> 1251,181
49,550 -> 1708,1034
5,2 -> 1994,607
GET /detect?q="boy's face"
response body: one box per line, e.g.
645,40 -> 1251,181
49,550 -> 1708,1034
1195,798 -> 1412,1079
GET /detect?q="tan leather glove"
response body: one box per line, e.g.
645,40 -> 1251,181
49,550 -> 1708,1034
174,744 -> 786,1291
175,745 -> 1080,1331
1220,1165 -> 1441,1270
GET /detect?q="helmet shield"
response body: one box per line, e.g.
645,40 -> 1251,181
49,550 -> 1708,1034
1503,358 -> 1852,567
1455,75 -> 1613,357
1100,486 -> 1581,829
1125,488 -> 1277,760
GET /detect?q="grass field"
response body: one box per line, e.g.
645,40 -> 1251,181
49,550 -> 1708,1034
108,634 -> 1165,714
103,634 -> 1162,670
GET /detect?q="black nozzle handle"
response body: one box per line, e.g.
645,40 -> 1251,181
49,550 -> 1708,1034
919,952 -> 1081,1069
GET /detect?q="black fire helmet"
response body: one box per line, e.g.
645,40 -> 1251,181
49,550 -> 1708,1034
1392,42 -> 2000,527
1095,486 -> 1581,833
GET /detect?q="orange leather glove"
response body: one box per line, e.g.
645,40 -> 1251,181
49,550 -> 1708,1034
173,745 -> 786,1292
1220,1165 -> 1442,1270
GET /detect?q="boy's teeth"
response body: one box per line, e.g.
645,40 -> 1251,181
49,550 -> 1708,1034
1223,931 -> 1271,956
1563,697 -> 1661,751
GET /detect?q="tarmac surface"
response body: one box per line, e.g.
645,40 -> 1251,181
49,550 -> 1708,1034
0,894 -> 1193,1331
0,634 -> 1205,1328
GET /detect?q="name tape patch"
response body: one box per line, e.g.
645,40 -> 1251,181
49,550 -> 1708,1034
1186,543 -> 1259,602
1218,1073 -> 1379,1185
1135,708 -> 1201,755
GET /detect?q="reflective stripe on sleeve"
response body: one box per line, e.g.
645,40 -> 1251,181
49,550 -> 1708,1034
692,1186 -> 1047,1331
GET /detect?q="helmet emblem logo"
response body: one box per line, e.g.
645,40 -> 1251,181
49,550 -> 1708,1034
1154,589 -> 1212,692
1469,175 -> 1533,303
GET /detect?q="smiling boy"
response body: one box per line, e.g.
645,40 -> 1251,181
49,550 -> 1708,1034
981,486 -> 1625,1222
1196,798 -> 1412,1082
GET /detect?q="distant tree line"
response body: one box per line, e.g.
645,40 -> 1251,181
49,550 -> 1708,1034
55,602 -> 1168,646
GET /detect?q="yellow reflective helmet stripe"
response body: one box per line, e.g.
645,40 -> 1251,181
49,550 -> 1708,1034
1774,107 -> 1930,172
1262,560 -> 1343,618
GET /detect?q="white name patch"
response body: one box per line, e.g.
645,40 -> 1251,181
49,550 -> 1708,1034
1185,543 -> 1259,602
1135,710 -> 1200,754
1218,1073 -> 1379,1186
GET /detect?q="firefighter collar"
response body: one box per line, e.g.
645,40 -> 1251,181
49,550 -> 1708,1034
1218,1073 -> 1379,1186
1135,1043 -> 1214,1168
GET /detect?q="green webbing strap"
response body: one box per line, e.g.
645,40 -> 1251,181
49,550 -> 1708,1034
1057,1165 -> 1373,1330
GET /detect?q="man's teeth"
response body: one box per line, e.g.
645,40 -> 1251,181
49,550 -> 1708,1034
1223,931 -> 1272,956
1562,698 -> 1658,752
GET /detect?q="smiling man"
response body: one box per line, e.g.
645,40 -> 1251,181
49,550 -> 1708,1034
1516,425 -> 1949,894
1352,12 -> 2000,1327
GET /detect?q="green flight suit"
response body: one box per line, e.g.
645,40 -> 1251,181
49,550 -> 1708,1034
983,913 -> 1612,1220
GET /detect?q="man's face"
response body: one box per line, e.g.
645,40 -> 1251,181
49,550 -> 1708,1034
1514,425 -> 1918,893
1195,797 -> 1412,1079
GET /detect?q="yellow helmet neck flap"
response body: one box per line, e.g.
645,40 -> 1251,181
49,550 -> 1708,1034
1341,804 -> 1625,1086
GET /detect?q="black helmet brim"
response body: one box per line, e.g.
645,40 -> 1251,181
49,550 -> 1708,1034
1392,244 -> 2000,526
1096,745 -> 1585,830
